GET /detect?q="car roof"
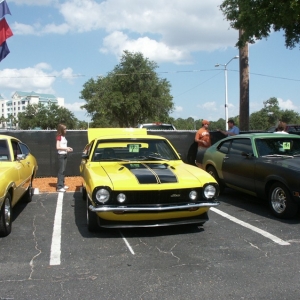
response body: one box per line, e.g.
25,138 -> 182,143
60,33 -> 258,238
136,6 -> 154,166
88,128 -> 168,143
219,132 -> 300,141
0,134 -> 19,140
136,123 -> 176,130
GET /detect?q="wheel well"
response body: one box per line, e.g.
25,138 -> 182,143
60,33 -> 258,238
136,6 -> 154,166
265,180 -> 290,198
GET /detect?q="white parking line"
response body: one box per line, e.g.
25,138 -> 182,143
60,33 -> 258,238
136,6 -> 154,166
119,230 -> 135,255
210,207 -> 290,246
49,192 -> 64,265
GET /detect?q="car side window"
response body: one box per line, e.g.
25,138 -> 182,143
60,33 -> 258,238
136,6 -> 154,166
217,140 -> 231,154
229,139 -> 252,156
11,140 -> 22,161
83,141 -> 94,159
19,143 -> 30,156
0,140 -> 11,161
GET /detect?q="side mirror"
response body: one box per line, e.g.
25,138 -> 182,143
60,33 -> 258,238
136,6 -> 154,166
81,153 -> 89,159
17,154 -> 26,161
241,152 -> 253,157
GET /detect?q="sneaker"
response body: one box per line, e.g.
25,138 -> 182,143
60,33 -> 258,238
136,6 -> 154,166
57,188 -> 66,192
64,186 -> 69,189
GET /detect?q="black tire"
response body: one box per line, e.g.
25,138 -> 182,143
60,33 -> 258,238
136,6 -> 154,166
206,166 -> 225,193
0,193 -> 12,237
23,177 -> 33,203
268,182 -> 297,219
82,185 -> 87,201
87,196 -> 99,232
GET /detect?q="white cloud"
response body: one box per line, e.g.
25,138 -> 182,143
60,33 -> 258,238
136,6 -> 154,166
277,98 -> 298,110
11,0 -> 57,5
12,0 -> 237,63
197,101 -> 217,111
12,22 -> 39,35
100,31 -> 192,64
174,106 -> 183,112
64,101 -> 85,112
0,64 -> 77,93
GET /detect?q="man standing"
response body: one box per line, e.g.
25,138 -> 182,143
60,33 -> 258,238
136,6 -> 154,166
218,119 -> 240,136
195,120 -> 211,150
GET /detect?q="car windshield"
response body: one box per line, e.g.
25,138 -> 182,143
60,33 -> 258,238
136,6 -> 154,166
92,138 -> 180,162
255,137 -> 300,157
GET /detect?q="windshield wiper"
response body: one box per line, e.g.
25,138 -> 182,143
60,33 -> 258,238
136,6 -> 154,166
101,158 -> 130,162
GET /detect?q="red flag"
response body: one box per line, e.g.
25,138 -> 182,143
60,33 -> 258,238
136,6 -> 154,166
0,18 -> 13,45
0,40 -> 10,62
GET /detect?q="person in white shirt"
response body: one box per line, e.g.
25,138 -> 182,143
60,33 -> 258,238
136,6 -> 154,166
56,124 -> 73,192
274,125 -> 289,134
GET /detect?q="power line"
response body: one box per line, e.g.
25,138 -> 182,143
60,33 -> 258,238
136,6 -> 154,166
0,69 -> 299,82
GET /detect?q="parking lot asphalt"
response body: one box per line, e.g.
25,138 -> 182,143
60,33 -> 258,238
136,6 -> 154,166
1,189 -> 300,300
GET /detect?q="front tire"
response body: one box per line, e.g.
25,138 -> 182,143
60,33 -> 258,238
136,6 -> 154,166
0,193 -> 12,237
268,182 -> 297,219
86,196 -> 99,232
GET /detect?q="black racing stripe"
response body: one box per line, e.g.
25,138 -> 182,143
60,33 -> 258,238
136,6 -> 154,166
146,163 -> 178,183
123,163 -> 158,184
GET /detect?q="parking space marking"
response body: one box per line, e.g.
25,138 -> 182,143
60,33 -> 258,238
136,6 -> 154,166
49,192 -> 64,265
210,207 -> 290,246
119,230 -> 135,255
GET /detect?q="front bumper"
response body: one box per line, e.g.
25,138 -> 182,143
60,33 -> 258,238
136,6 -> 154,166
89,201 -> 220,213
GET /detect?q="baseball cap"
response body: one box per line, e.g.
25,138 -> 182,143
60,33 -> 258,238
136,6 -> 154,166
202,120 -> 210,125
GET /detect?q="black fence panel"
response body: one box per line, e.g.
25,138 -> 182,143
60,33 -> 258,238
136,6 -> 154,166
0,129 -> 260,177
0,130 -> 88,177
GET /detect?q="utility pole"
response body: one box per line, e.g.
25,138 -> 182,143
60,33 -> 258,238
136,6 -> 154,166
239,29 -> 250,131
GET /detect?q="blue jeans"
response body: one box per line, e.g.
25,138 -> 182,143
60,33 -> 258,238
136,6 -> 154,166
57,154 -> 67,189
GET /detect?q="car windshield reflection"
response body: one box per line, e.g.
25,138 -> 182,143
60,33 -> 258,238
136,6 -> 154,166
91,139 -> 179,162
255,138 -> 300,157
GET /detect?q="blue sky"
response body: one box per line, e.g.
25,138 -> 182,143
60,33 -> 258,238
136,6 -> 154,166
1,0 -> 300,123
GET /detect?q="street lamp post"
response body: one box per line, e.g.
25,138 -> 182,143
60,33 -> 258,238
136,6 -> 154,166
215,56 -> 239,130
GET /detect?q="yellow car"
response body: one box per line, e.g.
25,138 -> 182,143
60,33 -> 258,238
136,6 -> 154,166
80,128 -> 219,232
0,135 -> 38,237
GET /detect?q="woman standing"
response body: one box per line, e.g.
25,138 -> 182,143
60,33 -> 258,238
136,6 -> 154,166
56,124 -> 73,192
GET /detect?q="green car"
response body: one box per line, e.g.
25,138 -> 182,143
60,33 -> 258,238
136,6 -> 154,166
196,133 -> 300,219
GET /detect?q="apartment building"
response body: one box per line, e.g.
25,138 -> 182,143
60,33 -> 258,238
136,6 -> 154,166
0,91 -> 64,128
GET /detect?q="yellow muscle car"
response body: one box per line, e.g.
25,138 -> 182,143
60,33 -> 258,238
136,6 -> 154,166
80,128 -> 219,232
0,134 -> 38,237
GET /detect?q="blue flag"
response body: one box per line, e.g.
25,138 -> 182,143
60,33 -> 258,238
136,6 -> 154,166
0,0 -> 11,19
0,40 -> 10,62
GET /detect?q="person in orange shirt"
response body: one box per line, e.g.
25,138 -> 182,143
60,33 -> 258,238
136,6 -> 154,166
195,120 -> 211,150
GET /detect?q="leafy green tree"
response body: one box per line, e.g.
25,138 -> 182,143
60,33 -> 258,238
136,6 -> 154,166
249,110 -> 269,130
0,115 -> 6,128
220,1 -> 300,48
248,97 -> 300,130
18,103 -> 78,130
80,50 -> 174,127
280,109 -> 300,124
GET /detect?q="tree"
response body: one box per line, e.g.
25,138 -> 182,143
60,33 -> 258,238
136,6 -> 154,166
248,97 -> 300,130
0,115 -> 6,128
80,51 -> 174,128
17,103 -> 78,130
220,1 -> 300,49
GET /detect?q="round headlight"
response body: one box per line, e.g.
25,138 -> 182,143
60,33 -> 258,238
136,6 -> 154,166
95,188 -> 110,204
189,190 -> 198,201
117,193 -> 126,203
203,184 -> 216,199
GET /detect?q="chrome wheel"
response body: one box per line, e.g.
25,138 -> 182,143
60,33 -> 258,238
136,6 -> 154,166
0,193 -> 12,237
4,198 -> 11,227
268,182 -> 297,219
270,187 -> 287,214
